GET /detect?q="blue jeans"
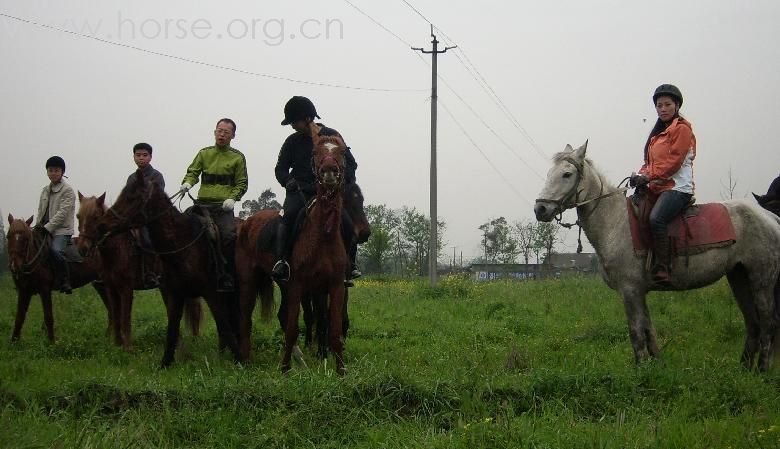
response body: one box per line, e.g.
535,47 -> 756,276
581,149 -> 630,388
649,190 -> 692,241
50,234 -> 71,262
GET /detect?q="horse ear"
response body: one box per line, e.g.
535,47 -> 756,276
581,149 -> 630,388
753,193 -> 764,203
7,213 -> 13,225
573,141 -> 588,160
98,192 -> 106,205
26,216 -> 34,226
78,191 -> 84,201
564,144 -> 573,152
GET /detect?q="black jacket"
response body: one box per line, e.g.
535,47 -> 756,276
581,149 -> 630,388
275,124 -> 357,194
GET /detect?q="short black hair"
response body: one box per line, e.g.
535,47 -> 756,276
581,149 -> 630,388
217,118 -> 237,134
133,142 -> 153,154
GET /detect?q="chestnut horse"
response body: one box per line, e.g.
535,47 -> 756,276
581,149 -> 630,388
76,192 -> 202,350
97,171 -> 241,367
235,181 -> 371,363
535,142 -> 780,371
6,214 -> 109,342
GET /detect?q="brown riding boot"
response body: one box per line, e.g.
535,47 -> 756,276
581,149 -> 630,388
651,237 -> 671,285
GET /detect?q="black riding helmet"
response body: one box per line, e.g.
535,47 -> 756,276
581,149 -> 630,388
652,84 -> 683,107
281,96 -> 320,126
45,156 -> 66,172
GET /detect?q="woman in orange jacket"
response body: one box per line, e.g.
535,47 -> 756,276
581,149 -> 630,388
630,84 -> 696,283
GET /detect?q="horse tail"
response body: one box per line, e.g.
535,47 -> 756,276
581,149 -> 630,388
258,280 -> 275,324
184,297 -> 204,336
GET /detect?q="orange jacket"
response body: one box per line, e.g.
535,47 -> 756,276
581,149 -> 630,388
638,117 -> 696,194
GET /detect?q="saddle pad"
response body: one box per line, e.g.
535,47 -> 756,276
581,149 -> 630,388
627,198 -> 737,252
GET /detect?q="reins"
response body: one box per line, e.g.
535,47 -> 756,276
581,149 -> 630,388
15,230 -> 50,276
538,156 -> 632,252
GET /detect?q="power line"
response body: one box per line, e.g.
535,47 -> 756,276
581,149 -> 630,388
435,30 -> 548,161
439,99 -> 534,208
341,3 -> 543,180
0,12 -> 425,93
400,0 -> 432,24
342,0 -> 413,47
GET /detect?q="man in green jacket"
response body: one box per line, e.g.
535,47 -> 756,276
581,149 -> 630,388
179,118 -> 248,292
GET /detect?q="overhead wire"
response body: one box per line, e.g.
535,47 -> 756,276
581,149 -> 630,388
438,99 -> 534,208
0,12 -> 426,93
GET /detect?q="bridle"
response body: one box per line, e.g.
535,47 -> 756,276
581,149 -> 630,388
536,156 -> 630,252
8,228 -> 49,277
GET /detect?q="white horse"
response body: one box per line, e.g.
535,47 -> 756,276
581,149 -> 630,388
534,142 -> 780,371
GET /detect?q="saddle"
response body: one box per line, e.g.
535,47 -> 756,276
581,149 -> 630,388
256,204 -> 313,254
627,196 -> 737,256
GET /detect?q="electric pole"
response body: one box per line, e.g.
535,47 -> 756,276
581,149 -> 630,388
413,25 -> 455,287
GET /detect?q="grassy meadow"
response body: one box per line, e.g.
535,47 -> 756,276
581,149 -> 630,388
1,273 -> 779,448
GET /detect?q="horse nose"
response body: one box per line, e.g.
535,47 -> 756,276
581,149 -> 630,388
534,202 -> 548,221
357,227 -> 371,243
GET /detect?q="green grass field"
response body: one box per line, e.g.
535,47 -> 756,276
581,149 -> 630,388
1,273 -> 779,448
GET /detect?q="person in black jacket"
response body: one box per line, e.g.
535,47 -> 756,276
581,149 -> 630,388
272,96 -> 360,284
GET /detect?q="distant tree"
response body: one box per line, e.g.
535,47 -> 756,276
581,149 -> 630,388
720,166 -> 740,200
239,188 -> 282,219
533,222 -> 560,265
399,206 -> 445,276
478,216 -> 517,263
512,220 -> 536,265
361,204 -> 400,274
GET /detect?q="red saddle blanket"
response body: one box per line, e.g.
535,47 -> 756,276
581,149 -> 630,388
627,198 -> 737,252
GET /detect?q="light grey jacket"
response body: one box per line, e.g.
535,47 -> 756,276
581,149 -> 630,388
36,180 -> 76,235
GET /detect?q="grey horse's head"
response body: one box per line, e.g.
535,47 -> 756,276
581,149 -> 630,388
534,141 -> 589,222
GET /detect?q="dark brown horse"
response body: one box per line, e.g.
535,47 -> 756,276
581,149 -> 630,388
97,171 -> 241,367
76,192 -> 202,351
6,214 -> 109,342
235,179 -> 371,365
282,125 -> 350,374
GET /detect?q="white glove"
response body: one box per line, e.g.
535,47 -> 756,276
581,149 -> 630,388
179,183 -> 192,193
222,199 -> 236,211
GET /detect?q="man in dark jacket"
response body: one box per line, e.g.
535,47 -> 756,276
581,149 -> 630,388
271,96 -> 360,283
126,142 -> 165,288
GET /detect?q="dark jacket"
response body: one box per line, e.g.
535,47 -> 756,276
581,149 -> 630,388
127,165 -> 166,191
275,124 -> 357,194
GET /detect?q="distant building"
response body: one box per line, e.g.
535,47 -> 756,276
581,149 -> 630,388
468,263 -> 541,281
469,253 -> 599,281
545,252 -> 599,273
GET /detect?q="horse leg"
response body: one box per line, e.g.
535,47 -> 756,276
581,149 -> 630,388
302,293 -> 315,349
93,282 -> 113,337
109,286 -> 124,347
40,290 -> 55,343
753,286 -> 776,372
342,288 -> 350,339
315,293 -> 329,360
208,293 -> 241,362
281,284 -> 303,373
726,268 -> 760,369
120,287 -> 134,351
161,294 -> 185,368
238,277 -> 258,362
11,291 -> 33,342
328,282 -> 346,376
621,290 -> 652,363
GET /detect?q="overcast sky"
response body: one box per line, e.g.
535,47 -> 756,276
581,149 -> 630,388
1,0 -> 779,260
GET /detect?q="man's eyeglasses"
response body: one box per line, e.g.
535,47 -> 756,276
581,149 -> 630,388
214,129 -> 233,135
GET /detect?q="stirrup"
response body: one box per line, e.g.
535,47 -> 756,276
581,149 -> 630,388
350,266 -> 362,279
344,278 -> 355,288
272,260 -> 290,282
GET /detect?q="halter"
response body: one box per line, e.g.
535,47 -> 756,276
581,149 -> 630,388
8,228 -> 49,277
536,156 -> 630,252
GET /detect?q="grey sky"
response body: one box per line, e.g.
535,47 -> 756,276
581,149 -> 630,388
1,1 -> 779,260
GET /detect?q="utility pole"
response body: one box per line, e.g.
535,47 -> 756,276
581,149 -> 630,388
413,25 -> 455,287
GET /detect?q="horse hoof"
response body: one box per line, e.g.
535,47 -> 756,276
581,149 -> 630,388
292,346 -> 308,368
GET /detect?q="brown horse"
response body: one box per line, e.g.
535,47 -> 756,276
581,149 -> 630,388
6,214 -> 109,342
282,126 -> 350,374
96,171 -> 241,367
235,179 -> 371,365
76,192 -> 202,351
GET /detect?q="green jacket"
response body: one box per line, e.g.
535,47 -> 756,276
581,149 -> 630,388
182,146 -> 248,203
